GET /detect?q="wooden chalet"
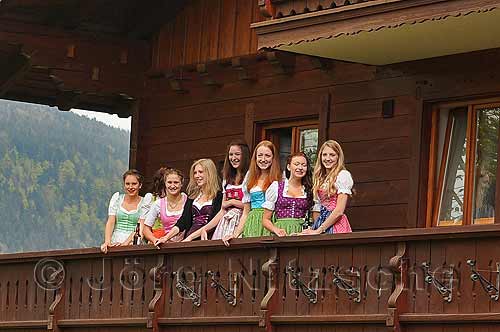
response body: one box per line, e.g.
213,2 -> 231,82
1,0 -> 500,331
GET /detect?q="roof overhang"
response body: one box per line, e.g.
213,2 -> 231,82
252,0 -> 500,65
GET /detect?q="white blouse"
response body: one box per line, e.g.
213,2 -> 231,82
108,192 -> 153,218
262,180 -> 307,211
312,170 -> 354,212
144,193 -> 187,227
192,192 -> 213,209
222,179 -> 244,194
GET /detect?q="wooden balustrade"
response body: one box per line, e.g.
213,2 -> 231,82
1,225 -> 500,331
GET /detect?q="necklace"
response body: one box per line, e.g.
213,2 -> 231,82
167,195 -> 182,211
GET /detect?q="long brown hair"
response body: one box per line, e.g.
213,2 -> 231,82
246,140 -> 281,191
285,152 -> 314,209
150,167 -> 168,197
186,159 -> 220,200
222,140 -> 250,186
313,140 -> 346,197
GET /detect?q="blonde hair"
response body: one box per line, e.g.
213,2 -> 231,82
313,140 -> 346,197
246,140 -> 281,191
186,159 -> 220,200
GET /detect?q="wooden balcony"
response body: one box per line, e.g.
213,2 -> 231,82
254,0 -> 500,65
2,225 -> 500,331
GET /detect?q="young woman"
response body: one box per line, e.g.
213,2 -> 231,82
155,159 -> 222,244
142,168 -> 187,243
222,140 -> 281,245
184,140 -> 250,241
302,140 -> 353,235
101,169 -> 152,253
262,152 -> 314,236
148,167 -> 168,239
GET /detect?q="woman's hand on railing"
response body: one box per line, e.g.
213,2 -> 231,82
182,235 -> 193,242
273,228 -> 287,237
154,236 -> 168,248
300,228 -> 322,235
100,241 -> 119,253
222,234 -> 234,247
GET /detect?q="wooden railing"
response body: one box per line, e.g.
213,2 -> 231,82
1,225 -> 500,331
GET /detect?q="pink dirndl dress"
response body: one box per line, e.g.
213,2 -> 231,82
159,194 -> 187,242
312,188 -> 352,234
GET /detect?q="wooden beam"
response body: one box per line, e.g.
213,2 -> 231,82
55,89 -> 82,112
114,93 -> 136,118
196,63 -> 222,87
0,50 -> 31,97
309,56 -> 333,73
165,71 -> 189,94
265,51 -> 295,75
231,57 -> 257,81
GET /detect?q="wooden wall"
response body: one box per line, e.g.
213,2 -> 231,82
136,43 -> 500,231
152,0 -> 264,69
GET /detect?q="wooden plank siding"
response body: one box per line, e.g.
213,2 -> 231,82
154,0 -> 264,70
139,45 -> 500,231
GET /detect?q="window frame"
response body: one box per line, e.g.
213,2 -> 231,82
259,118 -> 319,155
427,99 -> 500,227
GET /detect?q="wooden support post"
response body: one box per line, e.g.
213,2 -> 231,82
196,63 -> 222,87
129,100 -> 139,170
46,260 -> 66,332
148,255 -> 167,332
260,248 -> 279,332
231,57 -> 256,82
386,242 -> 407,332
265,51 -> 295,75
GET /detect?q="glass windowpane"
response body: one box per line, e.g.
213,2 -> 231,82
299,128 -> 318,165
438,109 -> 468,226
472,107 -> 499,224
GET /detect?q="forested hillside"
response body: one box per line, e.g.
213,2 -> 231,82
0,100 -> 129,253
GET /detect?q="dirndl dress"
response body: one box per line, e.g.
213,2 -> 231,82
312,190 -> 352,234
262,181 -> 309,236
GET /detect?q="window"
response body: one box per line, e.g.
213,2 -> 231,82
429,103 -> 499,227
260,120 -> 319,170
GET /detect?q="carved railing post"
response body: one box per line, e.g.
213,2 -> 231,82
386,242 -> 407,332
260,248 -> 278,332
37,258 -> 66,332
147,255 -> 167,332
